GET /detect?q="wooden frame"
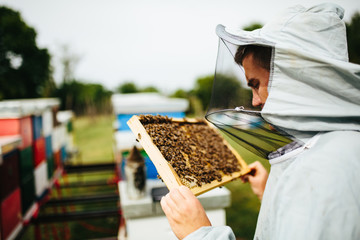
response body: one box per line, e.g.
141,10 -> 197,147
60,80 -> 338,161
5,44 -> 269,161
127,115 -> 250,196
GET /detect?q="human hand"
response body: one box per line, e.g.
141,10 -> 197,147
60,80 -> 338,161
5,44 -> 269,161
241,161 -> 268,201
160,186 -> 211,239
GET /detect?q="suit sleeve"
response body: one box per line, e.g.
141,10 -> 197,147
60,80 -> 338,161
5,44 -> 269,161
184,226 -> 236,240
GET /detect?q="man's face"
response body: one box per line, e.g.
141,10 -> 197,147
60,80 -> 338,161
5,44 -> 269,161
242,53 -> 270,109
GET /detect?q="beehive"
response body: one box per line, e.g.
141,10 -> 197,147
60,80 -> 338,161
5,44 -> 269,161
127,115 -> 250,196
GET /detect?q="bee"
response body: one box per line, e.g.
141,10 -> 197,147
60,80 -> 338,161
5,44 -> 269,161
140,114 -> 242,188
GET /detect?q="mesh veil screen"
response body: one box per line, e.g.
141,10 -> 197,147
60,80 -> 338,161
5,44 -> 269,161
205,39 -> 293,159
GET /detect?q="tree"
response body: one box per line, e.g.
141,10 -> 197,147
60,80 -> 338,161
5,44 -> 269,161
0,6 -> 52,99
117,82 -> 138,93
171,89 -> 188,99
192,75 -> 214,111
170,88 -> 203,117
55,80 -> 112,115
346,12 -> 360,64
193,73 -> 251,113
116,82 -> 159,93
191,23 -> 262,112
60,45 -> 80,83
141,86 -> 159,93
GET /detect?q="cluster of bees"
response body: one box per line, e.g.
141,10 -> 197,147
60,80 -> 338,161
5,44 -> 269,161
139,115 -> 241,188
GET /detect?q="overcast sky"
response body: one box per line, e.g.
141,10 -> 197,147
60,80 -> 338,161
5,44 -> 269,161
1,0 -> 359,93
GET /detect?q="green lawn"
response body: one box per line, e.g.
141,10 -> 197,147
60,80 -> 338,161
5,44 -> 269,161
225,157 -> 270,239
223,137 -> 270,239
72,114 -> 270,240
73,115 -> 115,165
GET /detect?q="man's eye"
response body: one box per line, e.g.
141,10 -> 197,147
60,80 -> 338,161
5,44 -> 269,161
248,79 -> 259,89
249,82 -> 259,89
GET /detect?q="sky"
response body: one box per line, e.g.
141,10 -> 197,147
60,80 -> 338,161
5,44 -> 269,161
1,0 -> 360,94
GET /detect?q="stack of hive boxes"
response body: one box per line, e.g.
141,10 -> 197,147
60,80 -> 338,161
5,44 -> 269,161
55,110 -> 75,166
0,136 -> 22,240
22,99 -> 61,200
0,100 -> 38,220
32,100 -> 49,200
0,98 -> 62,240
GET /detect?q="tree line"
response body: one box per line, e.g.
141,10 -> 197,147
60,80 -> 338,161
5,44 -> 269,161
1,6 -> 359,116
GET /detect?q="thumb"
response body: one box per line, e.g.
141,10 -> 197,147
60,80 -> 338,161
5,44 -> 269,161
240,175 -> 249,183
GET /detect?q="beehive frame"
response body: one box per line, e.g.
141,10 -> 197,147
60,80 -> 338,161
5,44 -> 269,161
127,115 -> 250,196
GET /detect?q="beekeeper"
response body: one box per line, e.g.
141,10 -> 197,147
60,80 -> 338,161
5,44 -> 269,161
160,3 -> 360,240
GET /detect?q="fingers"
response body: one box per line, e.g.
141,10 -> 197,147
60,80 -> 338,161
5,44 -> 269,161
160,195 -> 173,215
162,191 -> 181,214
166,185 -> 195,203
241,161 -> 267,182
160,186 -> 212,239
160,186 -> 190,214
169,186 -> 187,203
241,161 -> 260,182
248,161 -> 261,169
161,186 -> 199,214
243,161 -> 268,201
248,161 -> 265,176
178,185 -> 195,200
240,175 -> 249,183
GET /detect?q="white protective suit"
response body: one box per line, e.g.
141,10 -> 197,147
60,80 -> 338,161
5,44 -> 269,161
185,3 -> 360,240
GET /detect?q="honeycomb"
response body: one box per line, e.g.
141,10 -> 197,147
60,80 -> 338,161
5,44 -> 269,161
139,115 -> 241,188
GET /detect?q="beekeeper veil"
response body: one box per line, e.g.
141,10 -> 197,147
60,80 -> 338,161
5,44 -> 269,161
206,3 -> 360,159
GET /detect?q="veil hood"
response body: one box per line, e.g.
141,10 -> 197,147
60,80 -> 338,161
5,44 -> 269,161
213,3 -> 360,139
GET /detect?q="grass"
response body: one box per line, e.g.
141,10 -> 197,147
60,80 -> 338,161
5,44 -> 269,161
71,114 -> 272,240
73,115 -> 115,164
220,131 -> 270,239
225,154 -> 270,239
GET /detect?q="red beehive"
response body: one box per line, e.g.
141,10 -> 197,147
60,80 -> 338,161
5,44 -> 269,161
0,116 -> 33,150
33,137 -> 46,168
0,188 -> 22,240
0,150 -> 20,201
0,136 -> 21,202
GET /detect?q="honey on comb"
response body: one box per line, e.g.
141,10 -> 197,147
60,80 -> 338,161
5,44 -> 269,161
139,115 -> 241,188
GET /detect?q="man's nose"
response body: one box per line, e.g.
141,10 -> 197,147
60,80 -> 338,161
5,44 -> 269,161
252,91 -> 261,107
